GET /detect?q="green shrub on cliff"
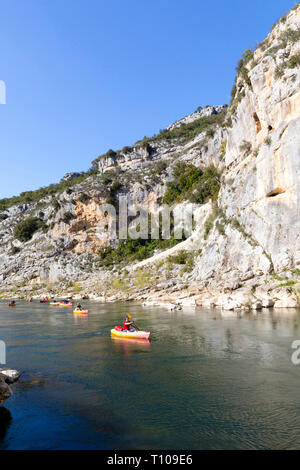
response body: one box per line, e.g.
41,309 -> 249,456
92,149 -> 117,167
265,28 -> 300,59
10,246 -> 21,255
135,109 -> 227,146
288,53 -> 300,68
0,213 -> 8,221
14,217 -> 43,242
167,250 -> 195,272
0,167 -> 97,212
78,193 -> 90,203
62,212 -> 75,224
98,215 -> 182,268
98,235 -> 180,267
163,162 -> 220,205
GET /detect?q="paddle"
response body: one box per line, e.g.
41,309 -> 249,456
127,313 -> 140,331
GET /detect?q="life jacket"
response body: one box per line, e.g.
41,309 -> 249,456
123,320 -> 131,330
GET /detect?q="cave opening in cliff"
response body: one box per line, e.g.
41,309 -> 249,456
253,113 -> 262,133
266,188 -> 285,198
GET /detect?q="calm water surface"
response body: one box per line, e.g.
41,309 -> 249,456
0,300 -> 300,449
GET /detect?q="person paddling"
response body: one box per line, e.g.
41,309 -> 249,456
76,303 -> 83,311
122,315 -> 136,332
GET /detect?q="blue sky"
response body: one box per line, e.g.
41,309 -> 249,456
0,0 -> 297,199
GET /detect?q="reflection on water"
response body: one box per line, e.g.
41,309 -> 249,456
0,300 -> 300,449
0,407 -> 12,440
15,372 -> 48,391
111,337 -> 151,356
72,312 -> 89,324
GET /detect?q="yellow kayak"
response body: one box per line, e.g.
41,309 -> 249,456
111,328 -> 150,340
73,309 -> 88,314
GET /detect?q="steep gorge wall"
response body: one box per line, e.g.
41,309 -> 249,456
0,3 -> 299,300
224,5 -> 300,273
186,4 -> 300,288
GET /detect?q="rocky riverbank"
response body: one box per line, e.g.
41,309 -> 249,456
1,268 -> 299,312
0,370 -> 21,405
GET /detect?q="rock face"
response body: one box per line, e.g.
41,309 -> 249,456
0,369 -> 21,405
221,6 -> 300,275
167,105 -> 226,131
0,4 -> 300,309
0,375 -> 12,405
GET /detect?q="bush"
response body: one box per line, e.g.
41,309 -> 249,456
239,140 -> 252,155
111,181 -> 122,192
206,128 -> 215,138
167,251 -> 189,265
0,167 -> 95,212
203,205 -> 221,240
163,162 -> 220,205
10,246 -> 21,255
224,116 -> 233,128
78,193 -> 90,203
121,146 -> 132,154
92,149 -> 117,167
229,49 -> 254,110
204,217 -> 215,240
163,162 -> 202,204
73,282 -> 82,293
288,54 -> 300,68
106,195 -> 117,207
231,218 -> 242,231
101,170 -> 119,186
167,250 -> 195,273
235,49 -> 253,88
216,221 -> 225,235
188,165 -> 221,204
230,85 -> 237,103
137,109 -> 227,145
275,65 -> 284,78
218,139 -> 227,160
104,176 -> 123,208
106,149 -> 117,159
265,28 -> 300,59
230,89 -> 245,114
240,65 -> 252,87
14,217 -> 42,242
52,198 -> 60,212
98,232 -> 181,267
62,212 -> 75,224
264,136 -> 272,146
0,213 -> 8,221
279,27 -> 300,44
153,160 -> 168,175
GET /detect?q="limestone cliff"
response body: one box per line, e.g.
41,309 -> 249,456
0,3 -> 300,310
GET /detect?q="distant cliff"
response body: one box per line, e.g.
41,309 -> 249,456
0,3 -> 300,310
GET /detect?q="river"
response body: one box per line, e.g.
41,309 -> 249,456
0,300 -> 299,449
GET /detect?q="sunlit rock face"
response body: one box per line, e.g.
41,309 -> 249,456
0,4 -> 299,305
0,374 -> 12,405
216,5 -> 300,276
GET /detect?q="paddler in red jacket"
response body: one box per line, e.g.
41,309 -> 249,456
122,315 -> 135,332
